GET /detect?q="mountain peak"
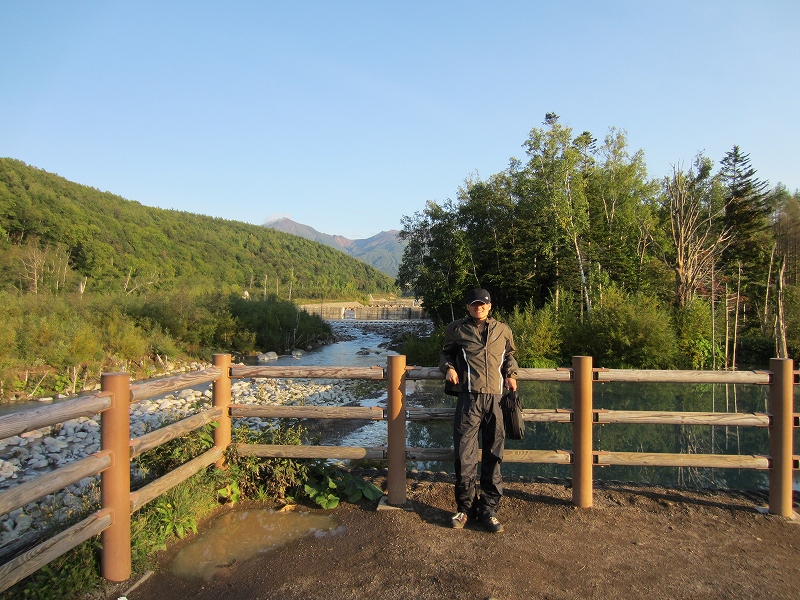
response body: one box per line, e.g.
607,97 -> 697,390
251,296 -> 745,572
264,219 -> 404,278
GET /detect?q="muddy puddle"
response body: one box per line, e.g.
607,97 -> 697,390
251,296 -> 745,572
169,508 -> 340,580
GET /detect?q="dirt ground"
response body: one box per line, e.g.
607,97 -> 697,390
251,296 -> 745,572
109,471 -> 800,600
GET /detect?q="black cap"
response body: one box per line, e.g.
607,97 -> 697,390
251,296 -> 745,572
464,288 -> 491,305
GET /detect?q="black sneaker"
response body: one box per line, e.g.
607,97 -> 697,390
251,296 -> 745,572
451,512 -> 468,529
482,515 -> 503,533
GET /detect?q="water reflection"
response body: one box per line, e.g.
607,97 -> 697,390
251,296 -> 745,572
169,509 -> 339,580
402,379 -> 783,490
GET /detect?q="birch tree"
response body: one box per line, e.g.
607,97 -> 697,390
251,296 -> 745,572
523,114 -> 593,313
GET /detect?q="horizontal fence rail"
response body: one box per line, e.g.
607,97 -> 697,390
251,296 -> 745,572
231,405 -> 383,420
0,353 -> 796,595
0,508 -> 113,593
243,444 -> 575,465
129,447 -> 224,514
130,368 -> 222,404
406,365 -> 784,385
129,408 -> 224,458
0,391 -> 113,441
237,444 -> 387,460
594,451 -> 770,469
230,365 -> 386,380
593,410 -> 771,426
0,451 -> 113,517
595,368 -> 773,384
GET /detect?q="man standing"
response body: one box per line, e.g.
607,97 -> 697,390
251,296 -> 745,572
440,288 -> 518,532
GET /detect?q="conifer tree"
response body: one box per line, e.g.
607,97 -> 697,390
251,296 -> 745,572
719,146 -> 771,271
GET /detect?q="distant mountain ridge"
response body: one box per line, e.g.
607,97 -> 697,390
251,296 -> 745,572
0,158 -> 395,298
265,218 -> 404,278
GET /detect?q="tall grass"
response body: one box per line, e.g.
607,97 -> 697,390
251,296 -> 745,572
0,290 -> 330,401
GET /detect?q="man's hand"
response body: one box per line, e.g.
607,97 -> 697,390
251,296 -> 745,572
504,377 -> 517,391
446,368 -> 459,385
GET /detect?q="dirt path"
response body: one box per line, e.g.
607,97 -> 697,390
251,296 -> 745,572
112,473 -> 800,600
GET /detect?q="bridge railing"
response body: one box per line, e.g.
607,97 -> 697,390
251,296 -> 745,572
0,354 -> 795,593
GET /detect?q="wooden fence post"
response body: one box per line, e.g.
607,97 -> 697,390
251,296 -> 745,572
768,357 -> 795,517
213,354 -> 232,468
386,354 -> 407,505
572,356 -> 593,508
100,372 -> 131,582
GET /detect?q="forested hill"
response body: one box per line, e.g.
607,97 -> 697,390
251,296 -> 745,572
0,158 -> 395,298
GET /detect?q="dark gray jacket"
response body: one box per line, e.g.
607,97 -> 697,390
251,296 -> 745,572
439,317 -> 518,394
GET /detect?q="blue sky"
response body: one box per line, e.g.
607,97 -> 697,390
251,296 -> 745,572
1,2 -> 798,239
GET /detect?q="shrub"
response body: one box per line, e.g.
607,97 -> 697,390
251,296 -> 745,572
565,286 -> 677,369
503,301 -> 562,368
397,327 -> 445,367
225,422 -> 309,500
674,298 -> 721,369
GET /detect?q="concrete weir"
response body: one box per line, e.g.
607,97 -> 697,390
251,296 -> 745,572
300,300 -> 427,321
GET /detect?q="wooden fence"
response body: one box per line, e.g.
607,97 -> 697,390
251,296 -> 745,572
0,354 -> 796,592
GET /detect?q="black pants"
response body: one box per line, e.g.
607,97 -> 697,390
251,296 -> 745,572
453,392 -> 504,518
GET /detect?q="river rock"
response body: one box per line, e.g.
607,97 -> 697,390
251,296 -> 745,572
14,514 -> 32,533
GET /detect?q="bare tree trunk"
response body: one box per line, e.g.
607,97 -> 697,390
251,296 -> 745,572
732,262 -> 741,371
724,283 -> 730,370
711,264 -> 716,370
711,383 -> 716,452
732,384 -> 740,454
573,235 -> 591,314
555,257 -> 560,316
70,366 -> 78,395
776,255 -> 788,358
724,383 -> 730,451
762,244 -> 776,336
20,243 -> 47,294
